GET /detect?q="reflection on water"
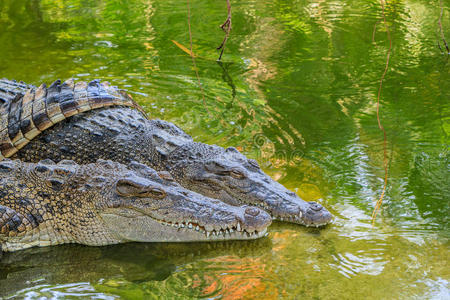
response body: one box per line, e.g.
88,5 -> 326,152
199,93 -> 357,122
0,0 -> 449,299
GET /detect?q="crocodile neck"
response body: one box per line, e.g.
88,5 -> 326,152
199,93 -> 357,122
0,162 -> 121,252
12,107 -> 183,170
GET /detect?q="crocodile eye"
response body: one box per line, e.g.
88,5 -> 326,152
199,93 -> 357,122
117,179 -> 143,196
230,169 -> 246,179
147,188 -> 166,199
117,178 -> 167,199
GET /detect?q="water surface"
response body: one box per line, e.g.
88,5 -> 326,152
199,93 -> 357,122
0,0 -> 449,299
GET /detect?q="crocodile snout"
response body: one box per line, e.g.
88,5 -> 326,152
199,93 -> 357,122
309,202 -> 324,212
237,206 -> 272,233
304,201 -> 333,226
245,206 -> 261,216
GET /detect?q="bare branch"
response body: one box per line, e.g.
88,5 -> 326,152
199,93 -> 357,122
438,0 -> 449,54
217,0 -> 232,61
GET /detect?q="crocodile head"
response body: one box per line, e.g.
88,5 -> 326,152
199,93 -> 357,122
168,144 -> 333,227
0,159 -> 272,252
101,161 -> 272,242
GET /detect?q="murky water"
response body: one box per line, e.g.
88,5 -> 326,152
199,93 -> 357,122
0,0 -> 449,299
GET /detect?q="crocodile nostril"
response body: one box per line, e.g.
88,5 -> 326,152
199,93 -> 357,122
245,207 -> 261,217
309,202 -> 323,212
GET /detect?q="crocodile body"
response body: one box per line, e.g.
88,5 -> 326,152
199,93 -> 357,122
0,79 -> 144,159
0,79 -> 333,227
0,159 -> 271,253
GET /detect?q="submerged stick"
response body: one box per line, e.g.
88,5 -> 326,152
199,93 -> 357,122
372,0 -> 391,225
186,0 -> 211,116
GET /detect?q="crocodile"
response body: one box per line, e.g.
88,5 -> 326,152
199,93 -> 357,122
0,159 -> 271,253
0,78 -> 333,227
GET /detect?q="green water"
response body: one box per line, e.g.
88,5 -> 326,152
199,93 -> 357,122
0,0 -> 449,298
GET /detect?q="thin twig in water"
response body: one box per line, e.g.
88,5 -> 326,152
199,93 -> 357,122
186,0 -> 211,116
217,0 -> 232,61
372,19 -> 382,43
438,0 -> 449,54
372,0 -> 391,225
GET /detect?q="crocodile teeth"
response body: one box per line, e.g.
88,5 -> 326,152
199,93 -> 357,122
157,219 -> 267,239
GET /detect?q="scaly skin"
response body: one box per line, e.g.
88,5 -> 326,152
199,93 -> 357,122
0,79 -> 333,227
0,159 -> 271,253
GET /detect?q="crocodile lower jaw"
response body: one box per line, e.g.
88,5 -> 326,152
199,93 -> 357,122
101,212 -> 268,242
